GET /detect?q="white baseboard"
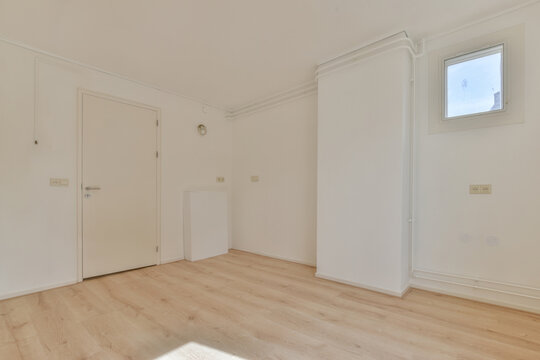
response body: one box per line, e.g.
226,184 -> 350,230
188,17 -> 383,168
230,247 -> 316,267
161,256 -> 185,264
0,280 -> 78,301
315,272 -> 409,298
411,269 -> 540,314
0,257 -> 187,301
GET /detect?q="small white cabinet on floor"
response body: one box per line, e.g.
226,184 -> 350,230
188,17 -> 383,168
184,191 -> 229,261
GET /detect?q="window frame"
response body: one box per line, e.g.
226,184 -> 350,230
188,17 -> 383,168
443,44 -> 505,120
428,24 -> 524,134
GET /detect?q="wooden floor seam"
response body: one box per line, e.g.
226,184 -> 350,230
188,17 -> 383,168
1,250 -> 539,359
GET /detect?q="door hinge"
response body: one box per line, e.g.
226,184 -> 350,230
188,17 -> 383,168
156,119 -> 159,126
156,246 -> 159,252
156,151 -> 159,158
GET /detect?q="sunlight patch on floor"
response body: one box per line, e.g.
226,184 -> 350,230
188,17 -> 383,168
154,342 -> 246,359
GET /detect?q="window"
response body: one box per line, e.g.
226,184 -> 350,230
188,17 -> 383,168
428,24 -> 524,133
444,44 -> 504,119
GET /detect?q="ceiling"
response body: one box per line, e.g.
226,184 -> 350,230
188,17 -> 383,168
0,0 -> 532,109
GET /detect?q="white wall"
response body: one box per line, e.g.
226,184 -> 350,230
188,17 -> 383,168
412,3 -> 540,312
316,45 -> 412,296
0,40 -> 232,300
231,95 -> 317,265
3,2 -> 540,314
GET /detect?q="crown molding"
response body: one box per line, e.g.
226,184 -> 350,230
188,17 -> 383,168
227,32 -> 418,119
424,0 -> 540,42
228,0 -> 538,119
316,32 -> 417,79
0,36 -> 227,112
227,81 -> 317,120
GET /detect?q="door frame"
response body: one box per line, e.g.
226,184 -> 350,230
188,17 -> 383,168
77,88 -> 162,282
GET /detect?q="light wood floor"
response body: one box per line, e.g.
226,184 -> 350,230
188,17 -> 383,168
1,250 -> 539,359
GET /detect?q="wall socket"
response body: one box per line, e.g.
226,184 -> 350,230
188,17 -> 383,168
50,178 -> 69,187
250,176 -> 259,182
470,184 -> 492,195
216,176 -> 225,183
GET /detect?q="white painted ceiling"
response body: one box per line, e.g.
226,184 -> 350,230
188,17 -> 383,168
0,0 -> 531,109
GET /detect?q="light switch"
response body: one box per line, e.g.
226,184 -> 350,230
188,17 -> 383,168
470,184 -> 491,195
50,178 -> 69,187
250,176 -> 259,182
216,176 -> 225,183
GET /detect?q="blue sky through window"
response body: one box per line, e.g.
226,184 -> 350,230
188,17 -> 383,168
446,49 -> 502,118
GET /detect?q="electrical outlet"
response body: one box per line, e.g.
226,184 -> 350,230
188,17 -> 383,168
470,184 -> 491,195
250,176 -> 259,182
216,177 -> 225,183
50,178 -> 69,187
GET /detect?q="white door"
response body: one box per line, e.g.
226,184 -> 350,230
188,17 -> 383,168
82,92 -> 158,278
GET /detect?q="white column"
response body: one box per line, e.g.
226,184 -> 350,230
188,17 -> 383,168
316,34 -> 413,296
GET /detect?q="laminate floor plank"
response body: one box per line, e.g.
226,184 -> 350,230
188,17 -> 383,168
1,250 -> 539,359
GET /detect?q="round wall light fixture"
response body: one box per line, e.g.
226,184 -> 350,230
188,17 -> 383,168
197,124 -> 208,136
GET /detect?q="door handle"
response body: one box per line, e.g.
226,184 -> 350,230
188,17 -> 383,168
85,186 -> 101,191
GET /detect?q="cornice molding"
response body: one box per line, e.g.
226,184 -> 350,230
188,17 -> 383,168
229,0 -> 539,119
316,32 -> 417,79
0,36 -> 226,112
227,81 -> 317,120
228,32 -> 418,119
